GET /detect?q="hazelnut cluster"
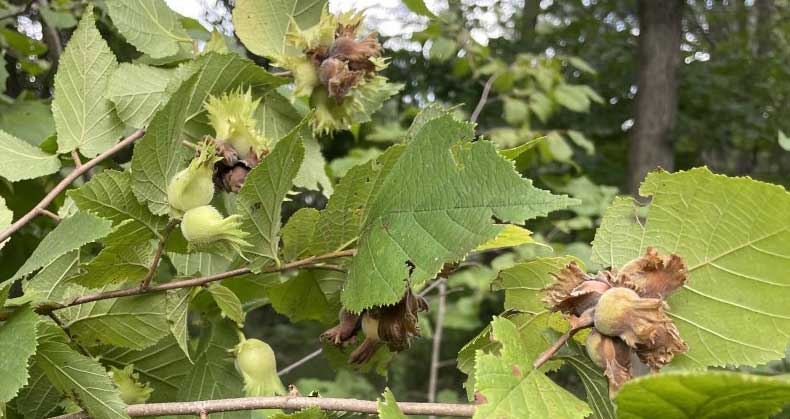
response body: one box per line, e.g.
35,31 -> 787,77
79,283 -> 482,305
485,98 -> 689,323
321,287 -> 429,365
537,248 -> 688,394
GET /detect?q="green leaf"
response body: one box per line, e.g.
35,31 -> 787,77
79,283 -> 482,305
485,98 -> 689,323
99,336 -> 192,402
503,97 -> 529,125
779,130 -> 790,151
10,212 -> 113,282
473,317 -> 589,419
59,290 -> 169,350
257,91 -> 332,194
0,100 -> 56,146
429,37 -> 457,62
107,0 -> 191,58
166,288 -> 193,361
377,388 -> 408,419
498,136 -> 545,160
281,208 -> 319,260
266,270 -> 342,324
328,148 -> 383,179
106,63 -> 175,128
207,284 -> 245,326
52,5 -> 124,157
178,320 -> 252,419
237,122 -> 305,268
552,331 -> 616,419
68,170 -> 167,241
475,225 -> 535,251
0,307 -> 41,403
0,29 -> 47,55
0,196 -> 11,251
39,6 -> 77,29
36,338 -> 129,419
0,130 -> 60,182
73,240 -> 156,287
566,130 -> 594,154
167,252 -> 232,276
567,56 -> 596,74
232,0 -> 326,59
131,53 -> 285,215
615,371 -> 790,419
15,360 -> 61,419
591,167 -> 790,368
310,145 -> 405,256
403,0 -> 438,19
343,115 -> 575,311
23,251 -> 80,305
554,84 -> 591,113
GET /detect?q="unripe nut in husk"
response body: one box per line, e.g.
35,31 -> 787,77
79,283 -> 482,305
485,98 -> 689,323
167,142 -> 220,216
180,205 -> 250,252
234,338 -> 286,397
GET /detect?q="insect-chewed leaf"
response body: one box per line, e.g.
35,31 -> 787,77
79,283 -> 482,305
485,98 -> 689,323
615,371 -> 790,419
473,317 -> 590,419
107,0 -> 191,59
342,114 -> 576,311
591,167 -> 790,368
53,4 -> 124,157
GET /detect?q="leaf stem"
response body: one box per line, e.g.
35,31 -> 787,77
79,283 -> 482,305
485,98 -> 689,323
47,396 -> 476,418
38,249 -> 356,313
0,129 -> 146,244
140,220 -> 178,289
427,280 -> 447,419
38,209 -> 61,223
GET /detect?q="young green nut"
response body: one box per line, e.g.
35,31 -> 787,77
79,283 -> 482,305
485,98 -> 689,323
180,205 -> 250,251
108,365 -> 153,405
234,338 -> 286,397
167,142 -> 220,216
205,88 -> 268,161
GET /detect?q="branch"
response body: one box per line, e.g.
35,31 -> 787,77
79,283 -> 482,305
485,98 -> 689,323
140,220 -> 178,289
49,396 -> 475,419
427,281 -> 447,419
37,249 -> 356,313
470,74 -> 497,123
278,348 -> 323,376
0,129 -> 146,244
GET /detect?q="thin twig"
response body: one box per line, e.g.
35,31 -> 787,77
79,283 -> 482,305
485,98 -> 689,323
47,312 -> 92,357
0,129 -> 146,244
48,396 -> 476,419
470,74 -> 497,123
140,220 -> 178,289
427,281 -> 447,419
70,150 -> 91,182
278,348 -> 323,376
37,249 -> 356,313
38,209 -> 61,223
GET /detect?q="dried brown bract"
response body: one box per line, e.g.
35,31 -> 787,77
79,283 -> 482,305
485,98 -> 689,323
535,248 -> 688,394
321,287 -> 429,365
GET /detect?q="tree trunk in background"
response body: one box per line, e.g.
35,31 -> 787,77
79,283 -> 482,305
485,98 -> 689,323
627,0 -> 683,195
755,0 -> 774,57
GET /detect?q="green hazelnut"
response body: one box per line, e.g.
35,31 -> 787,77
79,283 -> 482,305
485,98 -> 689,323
234,338 -> 285,397
180,205 -> 250,252
167,141 -> 220,216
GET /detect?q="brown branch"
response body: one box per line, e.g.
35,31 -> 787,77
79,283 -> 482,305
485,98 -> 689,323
0,129 -> 146,244
48,396 -> 476,419
427,281 -> 447,419
37,249 -> 356,313
470,74 -> 497,123
140,220 -> 178,289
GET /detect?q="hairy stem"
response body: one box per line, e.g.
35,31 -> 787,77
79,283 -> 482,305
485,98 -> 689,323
140,220 -> 178,289
48,396 -> 476,418
0,129 -> 146,244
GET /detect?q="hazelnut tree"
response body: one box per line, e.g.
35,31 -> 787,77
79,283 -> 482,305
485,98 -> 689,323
2,1 -> 790,419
